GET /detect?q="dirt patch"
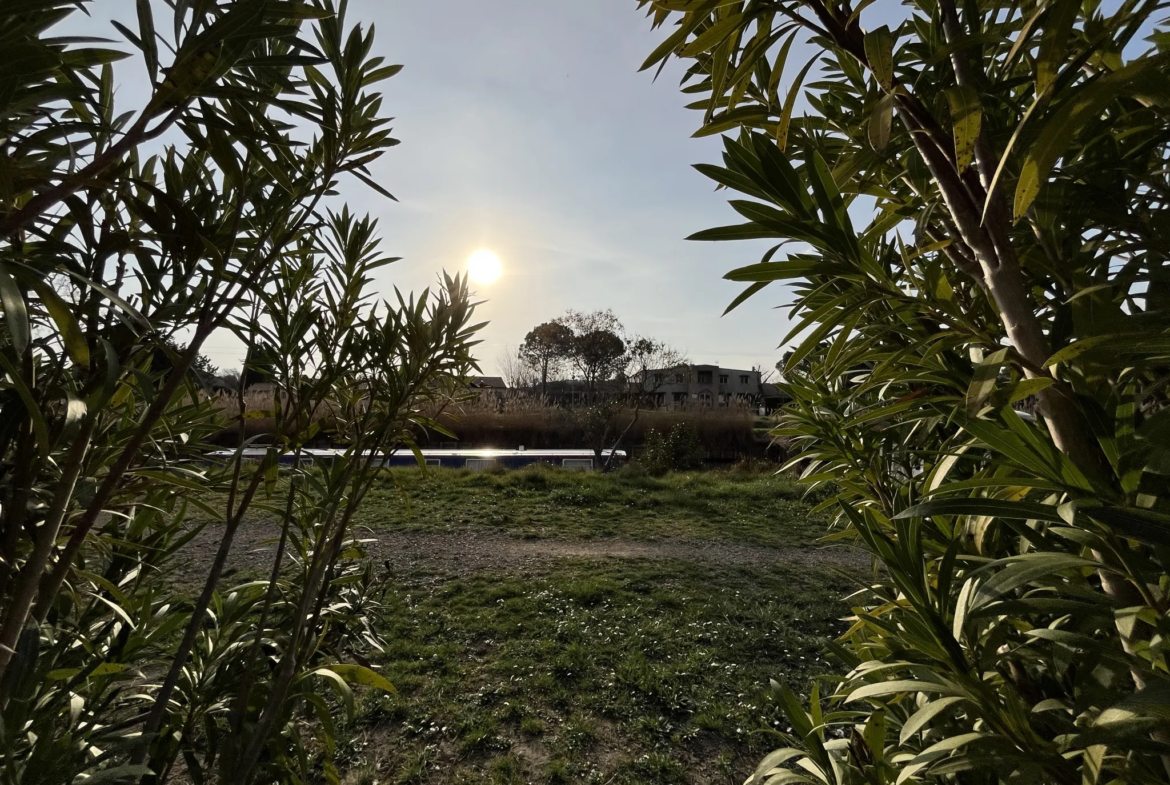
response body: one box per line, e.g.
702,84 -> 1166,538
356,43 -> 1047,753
178,519 -> 867,583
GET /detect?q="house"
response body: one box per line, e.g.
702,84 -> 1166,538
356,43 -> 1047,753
468,376 -> 508,391
760,382 -> 791,413
468,376 -> 508,401
641,364 -> 763,408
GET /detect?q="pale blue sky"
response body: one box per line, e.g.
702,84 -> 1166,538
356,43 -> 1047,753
333,0 -> 796,377
73,1 -> 816,375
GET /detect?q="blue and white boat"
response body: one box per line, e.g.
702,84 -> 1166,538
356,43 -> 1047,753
204,447 -> 625,472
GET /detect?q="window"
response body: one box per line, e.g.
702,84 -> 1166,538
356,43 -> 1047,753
740,375 -> 751,385
674,373 -> 684,383
673,392 -> 686,403
465,459 -> 495,471
654,373 -> 663,384
562,458 -> 594,471
697,371 -> 713,384
719,374 -> 729,384
424,458 -> 442,467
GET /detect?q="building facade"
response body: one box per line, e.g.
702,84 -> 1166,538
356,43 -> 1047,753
642,364 -> 762,408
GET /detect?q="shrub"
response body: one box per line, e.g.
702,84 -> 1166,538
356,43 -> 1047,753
641,0 -> 1170,782
0,4 -> 479,784
639,423 -> 705,476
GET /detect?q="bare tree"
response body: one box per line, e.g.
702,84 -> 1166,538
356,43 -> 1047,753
497,346 -> 538,391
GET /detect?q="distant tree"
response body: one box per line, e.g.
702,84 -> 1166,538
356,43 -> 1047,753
518,321 -> 574,396
572,329 -> 626,393
559,310 -> 626,393
604,336 -> 686,469
153,335 -> 220,382
217,371 -> 242,392
624,336 -> 686,389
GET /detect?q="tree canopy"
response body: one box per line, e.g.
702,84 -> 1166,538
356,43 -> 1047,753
519,320 -> 575,395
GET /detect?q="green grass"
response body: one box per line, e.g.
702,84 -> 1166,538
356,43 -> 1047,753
191,465 -> 852,783
352,464 -> 826,548
338,559 -> 852,785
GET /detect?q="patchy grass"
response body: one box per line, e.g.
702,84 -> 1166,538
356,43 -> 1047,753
187,466 -> 853,783
337,559 -> 852,785
352,465 -> 825,548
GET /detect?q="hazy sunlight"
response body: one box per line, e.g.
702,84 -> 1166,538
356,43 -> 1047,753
467,249 -> 503,285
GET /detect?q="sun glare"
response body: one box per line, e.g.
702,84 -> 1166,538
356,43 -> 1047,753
467,249 -> 502,284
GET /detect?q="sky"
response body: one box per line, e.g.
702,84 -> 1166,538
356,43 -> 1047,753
71,1 -> 814,377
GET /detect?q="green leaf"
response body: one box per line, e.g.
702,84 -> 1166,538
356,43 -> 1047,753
689,224 -> 786,242
681,12 -> 745,58
351,169 -> 398,202
955,411 -> 1090,490
776,57 -> 815,151
74,765 -> 156,784
767,30 -> 799,104
848,679 -> 952,702
0,264 -> 29,356
897,497 -> 1066,523
869,93 -> 893,151
862,709 -> 887,765
1044,335 -> 1113,367
1035,0 -> 1079,97
310,667 -> 356,718
944,85 -> 981,173
29,280 -> 89,367
746,748 -> 806,785
0,350 -> 51,455
320,663 -> 396,693
1085,506 -> 1170,548
137,0 -> 158,83
900,696 -> 965,743
1015,53 -> 1170,218
964,347 -> 1007,412
864,26 -> 894,91
724,259 -> 824,282
1009,377 -> 1053,403
973,553 -> 1098,609
723,281 -> 769,315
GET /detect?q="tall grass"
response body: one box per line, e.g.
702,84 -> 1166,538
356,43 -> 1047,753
204,389 -> 774,458
423,392 -> 767,457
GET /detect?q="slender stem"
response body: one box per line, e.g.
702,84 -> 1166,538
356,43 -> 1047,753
0,418 -> 95,686
136,460 -> 269,774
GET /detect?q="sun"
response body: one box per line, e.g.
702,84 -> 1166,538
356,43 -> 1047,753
467,250 -> 502,284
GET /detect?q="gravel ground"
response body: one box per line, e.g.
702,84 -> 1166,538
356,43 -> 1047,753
177,519 -> 869,583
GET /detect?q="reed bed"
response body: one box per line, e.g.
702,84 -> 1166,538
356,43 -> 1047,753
422,392 -> 767,458
202,388 -> 773,458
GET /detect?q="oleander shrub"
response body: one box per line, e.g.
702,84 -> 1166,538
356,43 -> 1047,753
0,3 -> 480,784
638,0 -> 1170,782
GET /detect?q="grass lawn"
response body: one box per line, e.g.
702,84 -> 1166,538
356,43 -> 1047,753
317,466 -> 857,785
350,465 -> 829,548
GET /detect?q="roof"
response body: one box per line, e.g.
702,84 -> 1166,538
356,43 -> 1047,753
469,376 -> 508,389
646,364 -> 761,376
761,383 -> 789,399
